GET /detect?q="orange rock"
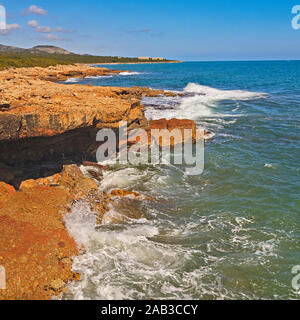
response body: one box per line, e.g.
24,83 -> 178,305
149,118 -> 203,147
111,189 -> 141,198
110,189 -> 156,202
0,182 -> 16,198
0,164 -> 111,300
0,182 -> 16,208
19,174 -> 61,190
0,66 -> 175,165
82,161 -> 107,170
149,118 -> 168,129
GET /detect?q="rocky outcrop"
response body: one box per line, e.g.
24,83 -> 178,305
0,163 -> 157,300
0,164 -> 108,300
0,65 -> 179,185
149,118 -> 211,147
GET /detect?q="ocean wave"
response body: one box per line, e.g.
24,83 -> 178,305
63,75 -> 114,83
84,75 -> 113,79
183,83 -> 267,101
63,196 -> 284,300
119,71 -> 146,76
64,77 -> 80,83
145,83 -> 266,121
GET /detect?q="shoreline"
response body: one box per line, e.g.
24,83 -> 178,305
84,61 -> 183,66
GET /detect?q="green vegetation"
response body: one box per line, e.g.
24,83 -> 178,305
0,52 -> 172,70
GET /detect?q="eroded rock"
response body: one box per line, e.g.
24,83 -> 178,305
0,164 -> 110,300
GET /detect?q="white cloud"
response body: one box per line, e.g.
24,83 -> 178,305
6,24 -> 21,31
55,27 -> 75,33
23,5 -> 47,15
0,23 -> 21,35
28,20 -> 38,27
35,25 -> 51,33
27,20 -> 51,33
41,33 -> 59,40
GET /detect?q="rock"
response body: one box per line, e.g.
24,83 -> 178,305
0,164 -> 111,300
82,161 -> 107,170
50,279 -> 65,291
110,189 -> 156,202
0,182 -> 16,208
0,64 -> 209,300
149,118 -> 168,129
19,174 -> 61,190
149,118 -> 205,147
0,182 -> 16,197
59,165 -> 98,200
0,65 -> 192,166
111,189 -> 141,198
0,66 -> 148,165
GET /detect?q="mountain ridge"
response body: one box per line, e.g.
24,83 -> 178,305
0,44 -> 72,55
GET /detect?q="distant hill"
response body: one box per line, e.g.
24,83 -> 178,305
0,44 -> 28,53
0,43 -> 176,70
30,45 -> 72,55
0,44 -> 72,55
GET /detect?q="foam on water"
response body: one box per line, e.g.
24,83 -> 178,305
63,164 -> 293,300
63,196 -> 287,300
145,83 -> 266,121
184,83 -> 266,100
85,75 -> 113,79
64,202 -> 193,300
64,77 -> 80,83
119,71 -> 145,76
63,75 -> 113,83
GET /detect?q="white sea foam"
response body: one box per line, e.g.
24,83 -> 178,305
145,83 -> 266,121
64,202 -> 218,300
119,71 -> 145,76
64,72 -> 144,83
99,167 -> 150,191
264,163 -> 273,168
64,77 -> 80,83
183,83 -> 266,101
85,75 -> 113,79
64,200 -> 278,300
64,75 -> 114,83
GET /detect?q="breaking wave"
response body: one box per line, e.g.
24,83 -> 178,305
64,77 -> 80,83
145,83 -> 267,120
184,83 -> 266,101
119,71 -> 146,76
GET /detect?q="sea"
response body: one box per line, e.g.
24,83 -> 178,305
62,61 -> 300,300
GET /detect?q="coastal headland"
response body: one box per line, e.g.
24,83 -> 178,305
0,64 -> 203,299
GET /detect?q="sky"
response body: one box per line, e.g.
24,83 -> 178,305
0,0 -> 300,61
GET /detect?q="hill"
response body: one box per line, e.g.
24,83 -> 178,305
0,43 -> 175,70
30,45 -> 72,55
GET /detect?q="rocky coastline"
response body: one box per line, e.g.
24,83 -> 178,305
0,64 -> 205,299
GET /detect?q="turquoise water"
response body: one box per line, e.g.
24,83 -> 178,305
64,61 -> 300,300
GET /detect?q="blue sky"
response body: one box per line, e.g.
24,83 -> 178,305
0,0 -> 300,61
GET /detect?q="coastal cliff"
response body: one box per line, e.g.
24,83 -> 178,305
0,64 -> 201,300
0,65 -> 177,185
